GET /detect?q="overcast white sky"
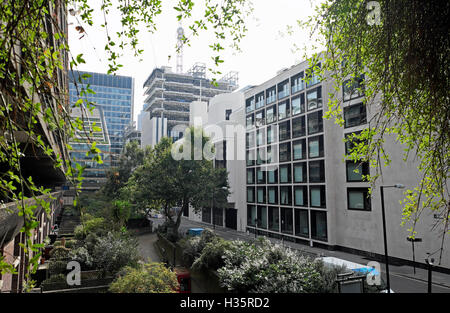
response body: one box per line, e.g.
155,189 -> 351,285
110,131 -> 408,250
68,0 -> 323,123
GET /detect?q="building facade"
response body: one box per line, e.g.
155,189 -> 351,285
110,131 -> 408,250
69,71 -> 134,167
187,93 -> 247,231
141,64 -> 238,147
242,60 -> 449,269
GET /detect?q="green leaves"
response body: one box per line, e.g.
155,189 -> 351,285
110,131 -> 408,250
304,0 -> 450,257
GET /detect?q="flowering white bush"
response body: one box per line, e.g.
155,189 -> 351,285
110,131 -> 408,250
70,246 -> 94,267
91,232 -> 140,275
217,238 -> 324,293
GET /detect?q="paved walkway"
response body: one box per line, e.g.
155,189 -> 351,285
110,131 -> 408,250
150,216 -> 450,293
137,233 -> 161,263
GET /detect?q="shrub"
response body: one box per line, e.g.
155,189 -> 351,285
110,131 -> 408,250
70,246 -> 94,268
40,274 -> 66,288
191,237 -> 232,271
49,246 -> 71,260
48,260 -> 68,276
91,232 -> 139,275
65,239 -> 81,250
217,238 -> 323,293
179,229 -> 218,266
109,262 -> 178,293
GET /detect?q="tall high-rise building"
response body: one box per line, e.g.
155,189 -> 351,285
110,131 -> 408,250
69,71 -> 134,166
141,63 -> 238,147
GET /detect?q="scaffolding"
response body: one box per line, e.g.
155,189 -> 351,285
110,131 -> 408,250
188,62 -> 206,78
219,71 -> 239,89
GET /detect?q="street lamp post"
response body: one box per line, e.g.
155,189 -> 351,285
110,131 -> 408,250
425,253 -> 434,293
380,184 -> 404,294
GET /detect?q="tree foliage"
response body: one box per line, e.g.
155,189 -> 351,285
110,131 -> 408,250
302,0 -> 449,263
1,0 -> 252,289
126,127 -> 230,240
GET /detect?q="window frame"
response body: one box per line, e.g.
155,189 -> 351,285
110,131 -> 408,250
347,187 -> 372,211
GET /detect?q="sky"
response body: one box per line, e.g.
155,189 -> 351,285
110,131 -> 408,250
68,0 -> 323,123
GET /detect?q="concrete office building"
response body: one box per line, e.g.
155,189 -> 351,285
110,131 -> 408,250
186,92 -> 247,232
69,71 -> 134,166
141,64 -> 238,147
243,60 -> 449,269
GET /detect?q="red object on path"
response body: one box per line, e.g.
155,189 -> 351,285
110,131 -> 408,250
174,266 -> 191,293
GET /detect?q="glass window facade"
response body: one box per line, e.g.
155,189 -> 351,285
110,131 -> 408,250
69,71 -> 133,165
245,66 -> 329,243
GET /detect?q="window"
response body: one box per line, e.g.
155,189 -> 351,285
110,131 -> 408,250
246,114 -> 254,130
246,149 -> 255,166
308,135 -> 324,158
306,86 -> 322,111
345,131 -> 366,155
247,168 -> 255,184
291,72 -> 304,94
292,94 -> 305,116
292,116 -> 306,138
293,162 -> 307,183
247,205 -> 256,226
268,207 -> 279,232
268,186 -> 278,204
307,110 -> 323,135
279,142 -> 291,162
295,209 -> 309,237
294,186 -> 308,206
267,125 -> 276,144
281,207 -> 293,234
293,139 -> 307,160
278,80 -> 290,99
246,132 -> 255,148
311,210 -> 327,241
247,187 -> 255,203
346,161 -> 369,182
256,147 -> 266,165
267,145 -> 277,163
256,167 -> 266,184
279,164 -> 291,183
255,92 -> 265,109
264,106 -> 276,125
280,186 -> 292,205
306,63 -> 321,87
257,187 -> 266,204
267,168 -> 278,184
256,129 -> 265,146
257,206 -> 268,229
310,185 -> 326,208
309,160 -> 325,183
278,100 -> 290,120
255,110 -> 265,127
343,75 -> 365,101
279,120 -> 291,141
225,109 -> 232,120
344,103 -> 366,128
347,188 -> 371,211
266,86 -> 276,104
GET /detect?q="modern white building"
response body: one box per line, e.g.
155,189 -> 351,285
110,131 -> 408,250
241,59 -> 449,270
186,92 -> 247,232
